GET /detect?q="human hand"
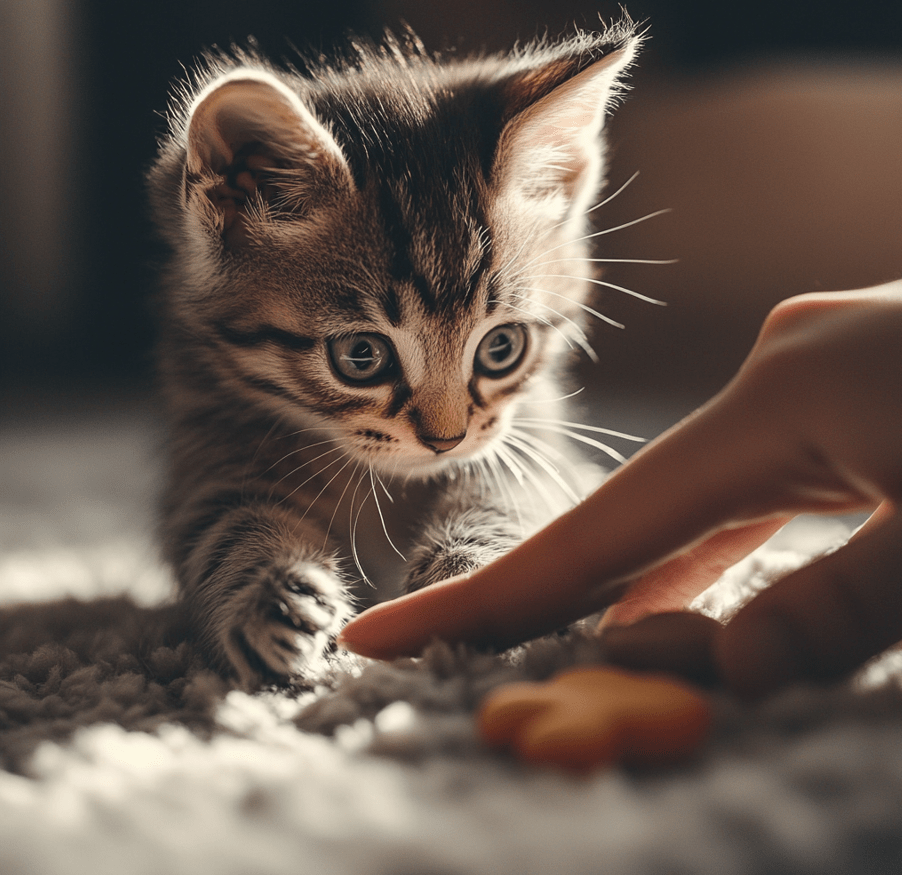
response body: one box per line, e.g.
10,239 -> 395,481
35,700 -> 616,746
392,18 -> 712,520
338,281 -> 902,698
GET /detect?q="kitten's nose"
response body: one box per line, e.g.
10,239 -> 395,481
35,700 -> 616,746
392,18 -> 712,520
420,432 -> 466,454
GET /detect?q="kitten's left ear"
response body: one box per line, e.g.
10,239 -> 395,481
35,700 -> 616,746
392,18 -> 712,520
494,33 -> 639,213
184,69 -> 353,245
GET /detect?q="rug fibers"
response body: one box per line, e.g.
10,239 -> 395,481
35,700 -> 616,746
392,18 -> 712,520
2,401 -> 902,875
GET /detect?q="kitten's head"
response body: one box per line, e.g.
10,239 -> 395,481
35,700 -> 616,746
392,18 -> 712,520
151,22 -> 639,476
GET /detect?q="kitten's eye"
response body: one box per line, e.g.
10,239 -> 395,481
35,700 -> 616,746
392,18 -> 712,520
475,324 -> 527,377
328,334 -> 395,383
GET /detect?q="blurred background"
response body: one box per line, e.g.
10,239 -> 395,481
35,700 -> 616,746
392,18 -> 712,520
1,0 -> 900,424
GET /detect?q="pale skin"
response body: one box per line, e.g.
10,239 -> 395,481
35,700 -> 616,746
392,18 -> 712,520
338,281 -> 902,699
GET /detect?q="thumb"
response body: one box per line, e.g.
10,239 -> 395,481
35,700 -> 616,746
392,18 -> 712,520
716,504 -> 902,698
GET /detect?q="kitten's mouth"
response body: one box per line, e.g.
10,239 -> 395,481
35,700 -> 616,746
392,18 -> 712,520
353,439 -> 475,479
373,448 -> 465,477
351,417 -> 508,476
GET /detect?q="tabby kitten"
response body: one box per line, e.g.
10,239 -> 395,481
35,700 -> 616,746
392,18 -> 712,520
150,21 -> 641,690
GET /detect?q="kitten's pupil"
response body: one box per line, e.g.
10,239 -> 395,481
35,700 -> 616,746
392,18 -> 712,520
488,333 -> 513,363
348,340 -> 376,370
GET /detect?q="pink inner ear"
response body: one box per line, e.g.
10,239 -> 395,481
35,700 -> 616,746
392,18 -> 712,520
186,74 -> 350,180
207,154 -> 279,245
495,45 -> 635,205
183,72 -> 354,245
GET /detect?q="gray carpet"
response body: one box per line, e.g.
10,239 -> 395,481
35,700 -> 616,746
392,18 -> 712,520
2,395 -> 901,875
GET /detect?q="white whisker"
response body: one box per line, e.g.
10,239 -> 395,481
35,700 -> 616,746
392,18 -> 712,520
263,438 -> 343,479
490,445 -> 531,529
475,454 -> 495,500
493,442 -> 525,487
277,449 -> 350,506
584,172 -> 641,218
518,285 -> 624,329
323,458 -> 362,547
279,423 -> 335,441
533,274 -> 667,306
525,386 -> 586,404
504,433 -> 580,505
288,453 -> 355,546
534,257 -> 678,267
584,208 -> 672,239
513,417 -> 645,442
517,422 -> 629,464
508,428 -> 598,508
547,171 -> 640,233
520,208 -> 671,272
505,432 -> 562,474
370,466 -> 406,561
508,427 -> 567,464
506,294 -> 598,360
483,450 -> 523,531
509,428 -> 584,493
376,472 -> 395,503
500,437 -> 568,513
488,444 -> 524,524
349,465 -> 374,586
498,300 -> 572,347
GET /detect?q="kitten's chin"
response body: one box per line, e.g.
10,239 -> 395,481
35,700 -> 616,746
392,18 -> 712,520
358,446 -> 467,480
374,454 -> 459,480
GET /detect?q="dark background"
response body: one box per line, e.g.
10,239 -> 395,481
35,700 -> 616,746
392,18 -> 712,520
1,0 -> 900,408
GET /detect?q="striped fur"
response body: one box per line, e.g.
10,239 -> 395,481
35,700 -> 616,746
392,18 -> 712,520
149,21 -> 640,689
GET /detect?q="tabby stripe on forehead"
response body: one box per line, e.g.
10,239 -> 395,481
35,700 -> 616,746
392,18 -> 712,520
375,181 -> 427,306
379,285 -> 403,327
466,220 -> 493,305
215,322 -> 316,351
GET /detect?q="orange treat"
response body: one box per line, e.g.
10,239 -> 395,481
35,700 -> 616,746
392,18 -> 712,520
477,665 -> 712,773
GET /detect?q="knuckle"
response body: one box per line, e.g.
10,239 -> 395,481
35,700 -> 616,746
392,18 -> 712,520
760,292 -> 837,339
761,560 -> 893,679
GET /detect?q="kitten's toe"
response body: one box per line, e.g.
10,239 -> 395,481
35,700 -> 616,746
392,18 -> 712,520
226,562 -> 349,689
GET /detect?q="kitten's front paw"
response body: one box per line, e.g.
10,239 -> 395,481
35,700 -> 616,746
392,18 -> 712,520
403,513 -> 522,594
224,562 -> 350,690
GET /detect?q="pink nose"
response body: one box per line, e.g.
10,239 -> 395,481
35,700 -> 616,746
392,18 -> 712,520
420,433 -> 466,453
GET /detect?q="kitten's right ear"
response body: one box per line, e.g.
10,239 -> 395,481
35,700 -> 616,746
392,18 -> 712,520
184,70 -> 352,246
493,31 -> 640,218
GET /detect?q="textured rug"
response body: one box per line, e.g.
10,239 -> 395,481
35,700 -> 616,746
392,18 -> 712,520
2,397 -> 902,875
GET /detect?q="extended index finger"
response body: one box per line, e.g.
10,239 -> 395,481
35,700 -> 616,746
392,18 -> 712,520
338,387 -> 795,659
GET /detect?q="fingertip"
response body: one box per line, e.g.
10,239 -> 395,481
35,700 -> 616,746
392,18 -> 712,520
337,575 -> 483,660
336,601 -> 413,660
335,619 -> 380,659
334,626 -> 362,656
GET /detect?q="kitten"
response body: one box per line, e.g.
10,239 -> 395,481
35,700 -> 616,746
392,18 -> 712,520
149,20 -> 641,690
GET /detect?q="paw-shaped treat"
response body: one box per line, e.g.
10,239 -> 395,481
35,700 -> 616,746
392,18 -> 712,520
477,665 -> 711,773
